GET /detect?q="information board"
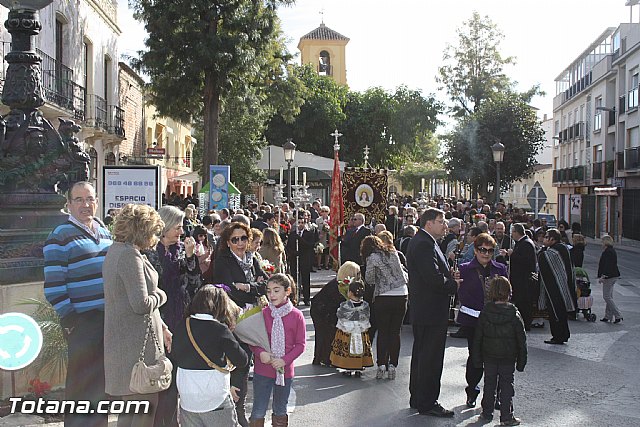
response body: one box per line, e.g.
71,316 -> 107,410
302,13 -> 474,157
209,165 -> 230,210
102,165 -> 162,218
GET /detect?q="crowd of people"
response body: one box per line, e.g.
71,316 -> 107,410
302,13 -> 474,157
43,182 -> 624,427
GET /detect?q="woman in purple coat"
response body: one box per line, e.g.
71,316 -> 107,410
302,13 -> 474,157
457,233 -> 508,408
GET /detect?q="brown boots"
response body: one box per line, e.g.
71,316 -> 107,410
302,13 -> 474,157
248,414 -> 287,427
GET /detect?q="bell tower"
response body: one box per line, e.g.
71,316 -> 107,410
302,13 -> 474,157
297,22 -> 349,86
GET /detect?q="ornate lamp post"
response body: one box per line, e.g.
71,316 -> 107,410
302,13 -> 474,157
283,138 -> 296,202
491,141 -> 505,206
0,0 -> 88,284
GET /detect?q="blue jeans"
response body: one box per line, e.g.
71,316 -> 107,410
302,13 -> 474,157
250,374 -> 293,419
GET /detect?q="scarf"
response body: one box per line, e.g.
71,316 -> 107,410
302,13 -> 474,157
269,300 -> 293,386
232,250 -> 255,283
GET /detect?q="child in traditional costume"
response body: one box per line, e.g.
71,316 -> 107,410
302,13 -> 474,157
330,281 -> 374,376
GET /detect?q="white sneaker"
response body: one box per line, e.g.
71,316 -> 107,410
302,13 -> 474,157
388,365 -> 396,380
376,366 -> 385,379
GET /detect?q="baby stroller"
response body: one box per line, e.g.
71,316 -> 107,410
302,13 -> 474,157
575,267 -> 596,322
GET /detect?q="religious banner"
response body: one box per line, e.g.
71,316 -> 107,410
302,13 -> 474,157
342,168 -> 388,226
329,149 -> 344,268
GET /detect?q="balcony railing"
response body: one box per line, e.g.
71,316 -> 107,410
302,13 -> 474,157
553,166 -> 585,184
32,48 -> 85,119
618,152 -> 625,170
592,162 -> 603,180
86,94 -> 107,129
108,105 -> 125,137
625,147 -> 640,170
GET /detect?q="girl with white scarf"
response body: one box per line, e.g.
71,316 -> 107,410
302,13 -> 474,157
249,274 -> 306,427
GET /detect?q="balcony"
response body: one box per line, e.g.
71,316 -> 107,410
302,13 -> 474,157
592,162 -> 603,180
85,94 -> 108,130
552,166 -> 585,184
625,147 -> 640,170
108,105 -> 125,137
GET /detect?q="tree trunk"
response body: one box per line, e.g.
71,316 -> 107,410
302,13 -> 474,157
202,71 -> 221,186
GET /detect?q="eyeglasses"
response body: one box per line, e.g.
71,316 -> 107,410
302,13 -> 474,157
476,247 -> 495,255
230,235 -> 249,244
70,197 -> 96,205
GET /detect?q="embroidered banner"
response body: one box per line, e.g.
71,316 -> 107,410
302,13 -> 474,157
342,168 -> 388,226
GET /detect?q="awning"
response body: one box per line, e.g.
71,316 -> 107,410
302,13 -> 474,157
201,181 -> 241,194
171,171 -> 199,182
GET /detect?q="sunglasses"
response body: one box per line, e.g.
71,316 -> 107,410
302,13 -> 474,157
230,235 -> 249,244
476,247 -> 495,255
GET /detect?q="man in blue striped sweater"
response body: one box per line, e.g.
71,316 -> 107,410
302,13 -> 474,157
44,181 -> 112,427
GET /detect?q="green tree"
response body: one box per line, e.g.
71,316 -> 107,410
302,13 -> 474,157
264,64 -> 348,156
437,11 -> 515,116
444,91 -> 545,199
129,0 -> 295,185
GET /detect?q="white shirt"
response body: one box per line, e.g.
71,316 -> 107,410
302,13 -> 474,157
176,314 -> 230,413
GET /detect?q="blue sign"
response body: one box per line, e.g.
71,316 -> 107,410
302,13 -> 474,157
209,165 -> 230,210
0,313 -> 43,371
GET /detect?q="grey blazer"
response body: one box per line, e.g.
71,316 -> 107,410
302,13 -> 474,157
103,242 -> 167,396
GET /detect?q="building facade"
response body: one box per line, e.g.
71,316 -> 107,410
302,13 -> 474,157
553,24 -> 640,243
1,0 -> 125,212
144,104 -> 197,197
298,22 -> 349,86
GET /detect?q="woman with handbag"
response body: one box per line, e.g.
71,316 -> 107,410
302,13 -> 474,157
103,204 -> 171,427
171,285 -> 248,426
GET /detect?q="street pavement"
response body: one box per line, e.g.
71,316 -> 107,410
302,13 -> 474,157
7,242 -> 639,427
284,242 -> 640,427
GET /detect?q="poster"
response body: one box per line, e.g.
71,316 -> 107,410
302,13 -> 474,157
209,165 -> 230,210
102,165 -> 161,218
570,194 -> 582,215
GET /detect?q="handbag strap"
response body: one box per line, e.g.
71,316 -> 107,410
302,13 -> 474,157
186,318 -> 235,374
139,314 -> 162,362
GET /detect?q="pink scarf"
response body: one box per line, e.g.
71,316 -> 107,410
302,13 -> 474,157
269,300 -> 293,386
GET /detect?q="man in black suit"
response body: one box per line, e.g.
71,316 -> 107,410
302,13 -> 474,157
407,208 -> 460,417
286,214 -> 315,305
506,223 -> 537,330
340,212 -> 371,266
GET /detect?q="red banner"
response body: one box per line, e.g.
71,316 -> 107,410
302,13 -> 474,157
329,150 -> 344,269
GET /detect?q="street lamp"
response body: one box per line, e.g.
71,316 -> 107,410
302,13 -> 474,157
283,138 -> 296,202
491,141 -> 505,206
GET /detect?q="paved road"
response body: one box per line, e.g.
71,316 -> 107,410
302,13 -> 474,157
282,243 -> 640,427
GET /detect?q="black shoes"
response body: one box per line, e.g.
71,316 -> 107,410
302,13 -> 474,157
544,339 -> 565,345
614,318 -> 623,324
450,328 -> 467,338
600,317 -> 610,322
419,403 -> 454,417
465,387 -> 480,408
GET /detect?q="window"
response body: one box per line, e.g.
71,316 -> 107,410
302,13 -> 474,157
595,145 -> 603,163
594,97 -> 602,131
629,71 -> 639,110
318,50 -> 331,76
629,127 -> 639,149
613,31 -> 621,52
104,55 -> 112,104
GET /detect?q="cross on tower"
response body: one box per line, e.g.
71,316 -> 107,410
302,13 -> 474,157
319,8 -> 325,24
330,129 -> 343,152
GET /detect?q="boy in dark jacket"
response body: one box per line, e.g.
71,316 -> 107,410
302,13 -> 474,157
473,276 -> 527,426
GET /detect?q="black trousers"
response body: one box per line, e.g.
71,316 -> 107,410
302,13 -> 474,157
374,296 -> 407,367
64,311 -> 108,427
513,298 -> 532,330
409,323 -> 447,411
465,326 -> 484,393
310,315 -> 336,365
290,263 -> 311,303
481,361 -> 515,422
547,295 -> 570,342
154,364 -> 179,427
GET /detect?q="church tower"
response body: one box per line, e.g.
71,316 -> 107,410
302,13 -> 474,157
297,23 -> 350,86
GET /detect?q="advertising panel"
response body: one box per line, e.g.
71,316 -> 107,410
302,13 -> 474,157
209,165 -> 230,210
102,165 -> 161,218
